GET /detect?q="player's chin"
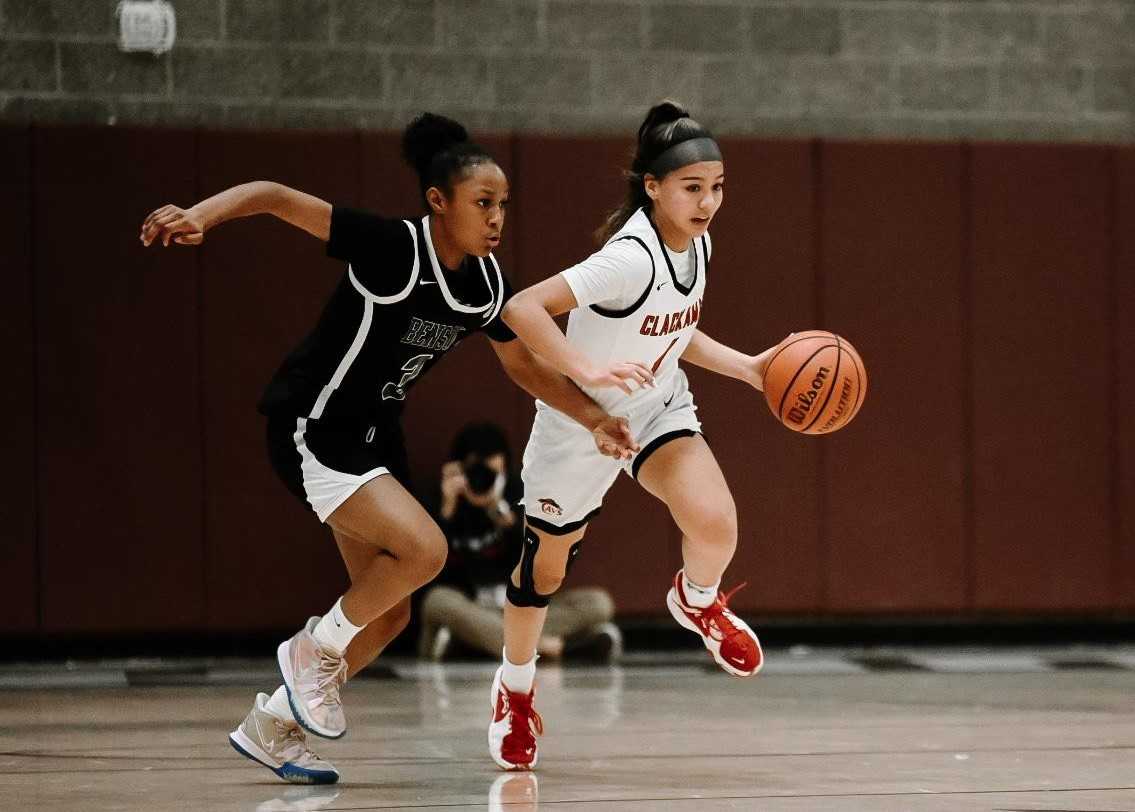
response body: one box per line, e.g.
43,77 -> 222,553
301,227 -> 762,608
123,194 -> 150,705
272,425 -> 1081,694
472,240 -> 499,257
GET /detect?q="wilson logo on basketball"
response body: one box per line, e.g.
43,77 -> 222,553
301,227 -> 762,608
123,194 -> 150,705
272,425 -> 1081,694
786,366 -> 830,425
538,498 -> 563,517
763,330 -> 866,435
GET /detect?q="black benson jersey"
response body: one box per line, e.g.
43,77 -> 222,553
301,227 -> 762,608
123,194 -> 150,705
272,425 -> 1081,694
258,206 -> 516,422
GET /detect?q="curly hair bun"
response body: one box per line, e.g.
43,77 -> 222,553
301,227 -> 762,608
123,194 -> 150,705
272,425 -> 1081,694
402,113 -> 469,178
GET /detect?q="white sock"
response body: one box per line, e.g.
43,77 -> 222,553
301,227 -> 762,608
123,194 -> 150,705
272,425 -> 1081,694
681,571 -> 719,608
501,648 -> 536,694
263,685 -> 295,721
311,597 -> 363,655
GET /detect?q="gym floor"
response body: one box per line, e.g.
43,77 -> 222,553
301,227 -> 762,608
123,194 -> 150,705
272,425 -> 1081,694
4,647 -> 1135,811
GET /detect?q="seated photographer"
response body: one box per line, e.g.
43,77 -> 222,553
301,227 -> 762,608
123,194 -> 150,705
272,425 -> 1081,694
419,422 -> 621,662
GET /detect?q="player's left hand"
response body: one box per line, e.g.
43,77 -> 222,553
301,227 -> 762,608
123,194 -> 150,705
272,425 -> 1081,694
140,204 -> 206,247
747,340 -> 784,392
592,415 -> 639,460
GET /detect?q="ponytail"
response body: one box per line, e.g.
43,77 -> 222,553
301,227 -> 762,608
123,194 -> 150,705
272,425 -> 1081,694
595,100 -> 717,244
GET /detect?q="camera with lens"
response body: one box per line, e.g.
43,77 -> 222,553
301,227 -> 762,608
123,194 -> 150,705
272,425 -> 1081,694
463,459 -> 498,496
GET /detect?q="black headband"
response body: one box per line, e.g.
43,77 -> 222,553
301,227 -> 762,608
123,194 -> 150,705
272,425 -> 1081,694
647,136 -> 722,177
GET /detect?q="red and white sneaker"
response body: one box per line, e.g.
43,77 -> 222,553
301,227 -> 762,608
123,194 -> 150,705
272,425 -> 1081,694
666,571 -> 763,677
487,666 -> 543,771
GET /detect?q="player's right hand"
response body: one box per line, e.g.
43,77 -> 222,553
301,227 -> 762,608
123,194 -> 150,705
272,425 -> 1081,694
140,204 -> 206,247
580,361 -> 655,395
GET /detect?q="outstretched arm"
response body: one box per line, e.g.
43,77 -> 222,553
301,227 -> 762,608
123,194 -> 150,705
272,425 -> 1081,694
140,181 -> 331,247
502,276 -> 655,394
490,338 -> 639,461
681,329 -> 779,391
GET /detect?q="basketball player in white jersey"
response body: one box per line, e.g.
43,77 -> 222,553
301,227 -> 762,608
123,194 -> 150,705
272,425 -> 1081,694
487,102 -> 783,770
141,113 -> 640,784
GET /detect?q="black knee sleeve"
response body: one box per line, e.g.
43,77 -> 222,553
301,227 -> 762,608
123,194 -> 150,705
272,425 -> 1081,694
506,526 -> 553,608
565,538 -> 584,574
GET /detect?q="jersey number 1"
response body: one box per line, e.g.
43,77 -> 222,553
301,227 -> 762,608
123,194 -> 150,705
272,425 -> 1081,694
382,353 -> 433,401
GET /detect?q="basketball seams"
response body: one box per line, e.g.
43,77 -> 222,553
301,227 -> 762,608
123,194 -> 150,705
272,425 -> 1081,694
801,334 -> 844,434
845,343 -> 867,423
773,343 -> 839,420
814,340 -> 865,432
764,330 -> 865,434
763,330 -> 832,375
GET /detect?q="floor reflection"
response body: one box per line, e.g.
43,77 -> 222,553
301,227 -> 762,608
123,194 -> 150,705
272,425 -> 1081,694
489,772 -> 538,811
254,785 -> 341,811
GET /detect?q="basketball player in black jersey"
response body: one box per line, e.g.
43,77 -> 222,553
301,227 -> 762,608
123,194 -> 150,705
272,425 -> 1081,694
140,113 -> 649,784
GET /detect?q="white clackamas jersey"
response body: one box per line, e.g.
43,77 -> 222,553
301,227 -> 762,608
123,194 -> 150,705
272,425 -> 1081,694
558,208 -> 708,415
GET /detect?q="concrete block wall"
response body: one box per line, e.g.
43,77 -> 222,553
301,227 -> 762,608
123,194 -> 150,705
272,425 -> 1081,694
0,1 -> 1132,141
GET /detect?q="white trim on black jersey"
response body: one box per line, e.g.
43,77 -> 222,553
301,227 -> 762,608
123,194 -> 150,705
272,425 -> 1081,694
483,254 -> 506,326
310,299 -> 374,420
346,220 -> 420,304
422,215 -> 497,315
312,221 -> 423,419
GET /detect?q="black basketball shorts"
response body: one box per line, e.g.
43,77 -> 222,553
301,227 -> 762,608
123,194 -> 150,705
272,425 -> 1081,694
266,414 -> 412,523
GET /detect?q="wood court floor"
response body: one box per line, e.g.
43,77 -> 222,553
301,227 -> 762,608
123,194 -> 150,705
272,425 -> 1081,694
3,651 -> 1135,811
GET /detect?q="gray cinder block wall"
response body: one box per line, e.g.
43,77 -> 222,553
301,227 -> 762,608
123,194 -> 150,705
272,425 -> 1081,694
1,0 -> 1132,141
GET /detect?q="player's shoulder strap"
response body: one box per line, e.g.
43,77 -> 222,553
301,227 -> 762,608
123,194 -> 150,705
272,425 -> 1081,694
347,219 -> 420,303
480,253 -> 506,327
589,234 -> 656,319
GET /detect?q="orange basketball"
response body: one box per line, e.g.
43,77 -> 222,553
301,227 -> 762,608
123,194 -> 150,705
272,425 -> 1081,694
762,330 -> 867,435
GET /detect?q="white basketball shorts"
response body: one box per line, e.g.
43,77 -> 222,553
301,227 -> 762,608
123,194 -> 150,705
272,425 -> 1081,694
521,368 -> 702,534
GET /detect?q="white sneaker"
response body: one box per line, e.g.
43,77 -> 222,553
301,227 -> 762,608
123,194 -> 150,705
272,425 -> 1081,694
278,616 -> 348,739
229,693 -> 340,784
487,666 -> 542,771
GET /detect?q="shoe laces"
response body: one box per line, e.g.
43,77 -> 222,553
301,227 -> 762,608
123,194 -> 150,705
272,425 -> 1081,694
273,718 -> 310,763
502,689 -> 543,761
311,651 -> 347,708
694,581 -> 748,641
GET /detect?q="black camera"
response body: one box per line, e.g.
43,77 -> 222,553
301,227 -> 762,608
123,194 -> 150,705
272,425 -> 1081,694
463,459 -> 498,495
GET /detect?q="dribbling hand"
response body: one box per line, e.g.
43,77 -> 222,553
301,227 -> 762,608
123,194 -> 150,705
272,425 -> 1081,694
591,416 -> 639,461
748,333 -> 793,392
580,361 -> 656,395
140,204 -> 206,247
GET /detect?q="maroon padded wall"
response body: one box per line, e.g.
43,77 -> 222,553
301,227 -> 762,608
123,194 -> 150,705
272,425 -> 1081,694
969,144 -> 1113,611
820,142 -> 968,613
34,127 -> 204,631
197,130 -> 361,629
690,139 -> 822,614
1116,147 -> 1135,611
10,127 -> 1135,633
0,127 -> 38,632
